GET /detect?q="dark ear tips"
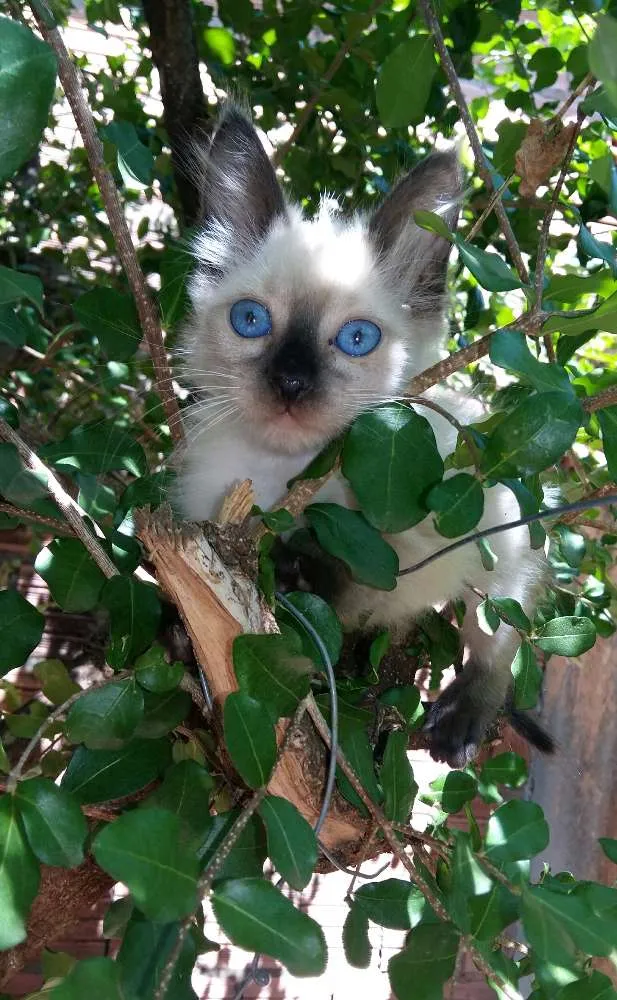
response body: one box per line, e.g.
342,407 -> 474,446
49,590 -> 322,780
368,148 -> 462,303
195,103 -> 286,260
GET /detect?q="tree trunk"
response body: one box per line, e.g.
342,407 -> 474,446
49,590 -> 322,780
141,0 -> 210,226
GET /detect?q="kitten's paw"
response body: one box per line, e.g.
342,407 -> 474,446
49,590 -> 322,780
423,683 -> 493,769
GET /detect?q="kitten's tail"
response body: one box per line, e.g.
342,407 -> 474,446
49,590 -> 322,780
506,706 -> 556,754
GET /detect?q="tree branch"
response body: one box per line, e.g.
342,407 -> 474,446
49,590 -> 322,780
418,0 -> 529,285
306,695 -> 523,1000
0,502 -> 71,535
582,385 -> 617,413
29,0 -> 184,445
0,418 -> 118,579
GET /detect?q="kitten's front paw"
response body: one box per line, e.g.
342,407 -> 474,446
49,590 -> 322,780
423,681 -> 493,769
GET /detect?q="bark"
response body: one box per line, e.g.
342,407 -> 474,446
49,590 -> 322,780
141,0 -> 210,226
0,858 -> 113,988
137,508 -> 371,854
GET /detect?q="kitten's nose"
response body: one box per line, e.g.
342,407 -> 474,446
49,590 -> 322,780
270,372 -> 311,402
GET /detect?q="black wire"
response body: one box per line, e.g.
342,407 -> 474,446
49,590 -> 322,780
398,494 -> 617,577
232,592 -> 340,1000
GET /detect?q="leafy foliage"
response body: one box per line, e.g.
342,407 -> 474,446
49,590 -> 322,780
1,0 -> 617,997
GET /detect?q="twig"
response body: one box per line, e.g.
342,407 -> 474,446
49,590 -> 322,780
555,71 -> 594,121
6,671 -> 129,790
582,384 -> 617,413
29,0 -> 183,445
0,503 -> 71,536
406,395 -> 483,472
154,697 -> 310,1000
533,112 -> 586,312
306,695 -> 522,1000
418,0 -> 529,285
272,0 -> 384,166
0,418 -> 118,579
558,485 -> 617,525
467,173 -> 515,243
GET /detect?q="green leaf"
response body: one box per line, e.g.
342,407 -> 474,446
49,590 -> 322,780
558,972 -> 617,1000
597,406 -> 617,483
257,795 -> 318,890
491,597 -> 531,633
135,688 -> 190,739
198,810 -> 267,880
468,881 -> 520,941
455,237 -> 523,292
43,424 -> 147,477
484,800 -> 549,863
534,616 -> 597,656
46,957 -> 137,1000
224,691 -> 277,788
0,266 -> 44,314
0,442 -> 52,514
501,478 -> 546,549
211,878 -> 327,977
93,807 -> 199,922
102,120 -> 154,186
66,678 -> 144,749
34,659 -> 80,704
34,539 -> 106,613
100,576 -> 161,669
61,738 -> 171,804
0,305 -> 29,348
379,685 -> 424,730
448,832 -> 493,931
134,644 -> 184,693
0,795 -> 40,949
427,473 -> 484,538
305,503 -> 398,590
490,329 -> 573,395
0,737 -> 8,773
588,15 -> 617,116
342,404 -> 443,533
14,777 -> 87,869
74,288 -> 141,362
481,392 -> 583,478
480,752 -> 528,789
376,34 -> 437,127
288,435 -> 344,485
599,837 -> 617,864
544,287 -> 617,333
342,903 -> 371,969
276,591 -> 343,667
158,242 -> 192,330
388,924 -> 460,1000
142,760 -> 214,849
0,589 -> 44,675
232,633 -> 312,720
369,629 -> 390,669
335,702 -> 383,811
204,26 -> 236,65
0,16 -> 57,183
355,878 -> 423,930
476,598 -> 500,635
116,912 -> 199,1000
381,730 -> 417,823
413,210 -> 455,241
440,770 -> 477,813
523,883 -> 617,961
529,45 -> 563,88
102,897 -> 134,939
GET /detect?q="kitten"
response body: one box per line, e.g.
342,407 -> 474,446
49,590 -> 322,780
175,106 -> 550,768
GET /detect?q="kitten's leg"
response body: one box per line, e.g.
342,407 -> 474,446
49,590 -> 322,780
424,601 -> 520,768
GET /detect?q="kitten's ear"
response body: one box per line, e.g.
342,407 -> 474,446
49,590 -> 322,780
194,106 -> 286,274
369,151 -> 462,307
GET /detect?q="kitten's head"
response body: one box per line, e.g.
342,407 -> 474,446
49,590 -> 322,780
182,107 -> 461,455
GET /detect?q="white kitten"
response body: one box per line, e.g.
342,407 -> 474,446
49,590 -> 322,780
175,107 -> 549,767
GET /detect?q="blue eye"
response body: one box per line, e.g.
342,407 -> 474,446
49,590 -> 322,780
334,319 -> 381,357
230,299 -> 272,338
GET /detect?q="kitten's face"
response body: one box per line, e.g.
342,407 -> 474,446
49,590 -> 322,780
182,109 -> 461,456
